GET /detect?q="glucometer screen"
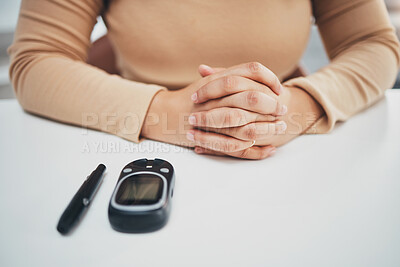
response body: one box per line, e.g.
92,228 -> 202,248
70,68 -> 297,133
116,174 -> 163,205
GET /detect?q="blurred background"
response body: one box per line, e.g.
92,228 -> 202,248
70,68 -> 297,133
0,0 -> 399,99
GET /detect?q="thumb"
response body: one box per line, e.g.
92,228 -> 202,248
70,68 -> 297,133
198,64 -> 225,77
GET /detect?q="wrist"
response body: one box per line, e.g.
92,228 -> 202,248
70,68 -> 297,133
282,85 -> 324,135
264,85 -> 323,147
141,90 -> 171,141
141,89 -> 193,146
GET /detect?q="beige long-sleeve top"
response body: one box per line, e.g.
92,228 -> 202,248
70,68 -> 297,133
8,0 -> 400,142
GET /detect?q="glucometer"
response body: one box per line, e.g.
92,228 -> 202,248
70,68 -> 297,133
108,158 -> 175,233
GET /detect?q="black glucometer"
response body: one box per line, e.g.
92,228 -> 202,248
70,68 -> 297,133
108,158 -> 175,233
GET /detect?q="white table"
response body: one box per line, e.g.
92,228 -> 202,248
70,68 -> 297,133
1,91 -> 400,267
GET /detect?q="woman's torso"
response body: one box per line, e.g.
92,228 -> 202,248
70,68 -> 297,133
105,0 -> 312,89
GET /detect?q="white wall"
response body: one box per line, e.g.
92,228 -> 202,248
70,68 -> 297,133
0,0 -> 21,32
0,0 -> 107,39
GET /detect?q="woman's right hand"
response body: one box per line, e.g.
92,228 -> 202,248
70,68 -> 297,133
141,62 -> 287,159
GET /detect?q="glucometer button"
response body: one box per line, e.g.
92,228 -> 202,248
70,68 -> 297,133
123,168 -> 132,173
160,168 -> 169,173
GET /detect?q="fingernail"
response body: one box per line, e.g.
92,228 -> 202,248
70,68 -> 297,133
186,131 -> 195,141
277,121 -> 287,133
188,115 -> 197,125
280,105 -> 288,115
280,84 -> 284,94
191,93 -> 198,103
269,148 -> 276,155
200,64 -> 211,69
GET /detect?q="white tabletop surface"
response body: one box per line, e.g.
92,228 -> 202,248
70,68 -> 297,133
1,91 -> 400,267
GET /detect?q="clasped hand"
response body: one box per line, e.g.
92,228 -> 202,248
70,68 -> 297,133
186,62 -> 288,159
142,61 -> 295,160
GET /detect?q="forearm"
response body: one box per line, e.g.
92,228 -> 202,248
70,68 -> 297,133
9,0 -> 168,143
285,0 -> 400,133
9,55 -> 165,142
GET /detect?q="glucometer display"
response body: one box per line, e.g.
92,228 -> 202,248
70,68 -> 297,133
116,174 -> 163,205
